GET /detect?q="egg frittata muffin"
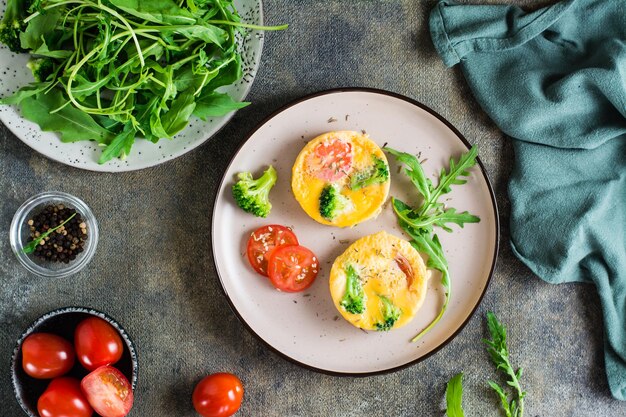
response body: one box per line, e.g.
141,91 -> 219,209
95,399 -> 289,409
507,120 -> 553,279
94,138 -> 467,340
291,131 -> 390,228
329,231 -> 429,331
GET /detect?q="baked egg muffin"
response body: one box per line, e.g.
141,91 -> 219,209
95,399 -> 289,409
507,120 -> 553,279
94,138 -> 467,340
291,131 -> 390,228
329,231 -> 429,331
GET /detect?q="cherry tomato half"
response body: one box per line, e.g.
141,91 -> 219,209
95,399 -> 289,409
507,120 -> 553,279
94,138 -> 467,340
38,377 -> 93,417
81,366 -> 133,417
192,373 -> 244,417
22,333 -> 75,379
267,245 -> 319,292
306,137 -> 353,181
75,317 -> 123,371
246,225 -> 299,276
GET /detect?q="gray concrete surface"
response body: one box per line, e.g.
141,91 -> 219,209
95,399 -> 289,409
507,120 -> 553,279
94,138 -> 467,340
2,1 -> 626,416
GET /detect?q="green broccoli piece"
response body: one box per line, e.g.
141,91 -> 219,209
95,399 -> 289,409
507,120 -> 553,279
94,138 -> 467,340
340,265 -> 365,314
375,295 -> 401,331
319,184 -> 352,220
231,165 -> 277,218
0,0 -> 30,53
27,58 -> 54,82
350,155 -> 389,190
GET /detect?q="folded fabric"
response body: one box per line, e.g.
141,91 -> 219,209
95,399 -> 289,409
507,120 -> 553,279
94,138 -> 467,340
429,0 -> 626,399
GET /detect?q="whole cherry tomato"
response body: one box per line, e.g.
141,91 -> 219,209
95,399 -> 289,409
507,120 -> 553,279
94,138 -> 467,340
74,317 -> 123,371
22,333 -> 75,379
38,377 -> 93,417
81,366 -> 134,417
192,373 -> 244,417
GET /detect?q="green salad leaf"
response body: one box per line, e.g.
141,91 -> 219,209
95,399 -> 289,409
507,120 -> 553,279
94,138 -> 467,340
0,0 -> 287,163
445,372 -> 465,417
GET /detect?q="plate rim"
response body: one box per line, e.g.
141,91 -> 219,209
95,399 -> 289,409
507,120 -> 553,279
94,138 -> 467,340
210,87 -> 500,376
0,0 -> 265,173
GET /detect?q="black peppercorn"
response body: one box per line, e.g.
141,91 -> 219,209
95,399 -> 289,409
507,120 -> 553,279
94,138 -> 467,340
25,204 -> 88,263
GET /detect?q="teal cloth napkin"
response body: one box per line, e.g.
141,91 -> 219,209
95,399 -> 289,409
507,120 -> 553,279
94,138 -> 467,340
429,0 -> 626,399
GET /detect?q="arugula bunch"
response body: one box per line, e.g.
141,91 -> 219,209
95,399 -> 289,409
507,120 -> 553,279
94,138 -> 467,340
483,311 -> 526,417
384,146 -> 480,341
0,0 -> 286,163
445,312 -> 526,417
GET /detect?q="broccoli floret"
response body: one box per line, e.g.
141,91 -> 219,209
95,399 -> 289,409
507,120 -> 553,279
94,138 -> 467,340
0,0 -> 30,52
350,155 -> 389,190
375,295 -> 401,331
27,58 -> 54,82
340,265 -> 365,314
319,184 -> 353,220
231,165 -> 277,218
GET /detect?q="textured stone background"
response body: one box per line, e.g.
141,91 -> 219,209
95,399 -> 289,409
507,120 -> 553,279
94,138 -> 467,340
2,1 -> 626,416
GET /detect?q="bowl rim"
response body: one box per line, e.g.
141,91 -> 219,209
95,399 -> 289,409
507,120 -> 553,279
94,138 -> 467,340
10,306 -> 139,417
9,191 -> 99,278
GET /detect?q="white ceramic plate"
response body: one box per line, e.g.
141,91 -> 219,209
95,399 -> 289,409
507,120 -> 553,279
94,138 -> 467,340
0,0 -> 264,172
212,89 -> 499,375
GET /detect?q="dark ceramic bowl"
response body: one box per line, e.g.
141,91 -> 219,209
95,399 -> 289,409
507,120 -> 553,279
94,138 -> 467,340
11,307 -> 138,416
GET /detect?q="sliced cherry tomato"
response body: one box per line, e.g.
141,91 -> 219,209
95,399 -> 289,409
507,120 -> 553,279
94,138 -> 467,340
306,137 -> 353,181
75,317 -> 123,371
38,377 -> 93,417
246,225 -> 299,276
22,333 -> 75,379
192,373 -> 244,417
81,366 -> 133,417
267,245 -> 320,292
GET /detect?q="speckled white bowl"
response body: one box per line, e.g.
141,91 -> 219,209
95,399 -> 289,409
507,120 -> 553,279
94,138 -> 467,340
0,0 -> 265,172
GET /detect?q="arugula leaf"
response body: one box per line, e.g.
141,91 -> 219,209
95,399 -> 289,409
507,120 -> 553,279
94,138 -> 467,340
483,312 -> 526,417
386,146 -> 480,341
0,81 -> 52,105
421,146 -> 478,216
20,89 -> 112,143
19,10 -> 61,50
203,54 -> 243,91
22,212 -> 76,254
166,24 -> 228,46
384,147 -> 433,202
445,372 -> 465,417
409,232 -> 449,342
98,122 -> 136,164
32,40 -> 73,58
109,0 -> 197,25
193,91 -> 249,120
160,89 -> 197,136
393,200 -> 480,233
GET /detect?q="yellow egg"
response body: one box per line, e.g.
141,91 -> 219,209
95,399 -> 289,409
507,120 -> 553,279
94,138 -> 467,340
291,131 -> 390,228
329,231 -> 429,331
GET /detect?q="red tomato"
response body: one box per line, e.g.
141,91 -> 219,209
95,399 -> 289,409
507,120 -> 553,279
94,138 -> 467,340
306,138 -> 353,181
267,245 -> 320,292
192,373 -> 244,417
22,333 -> 75,379
246,225 -> 299,276
38,377 -> 93,417
81,366 -> 133,417
75,317 -> 123,371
